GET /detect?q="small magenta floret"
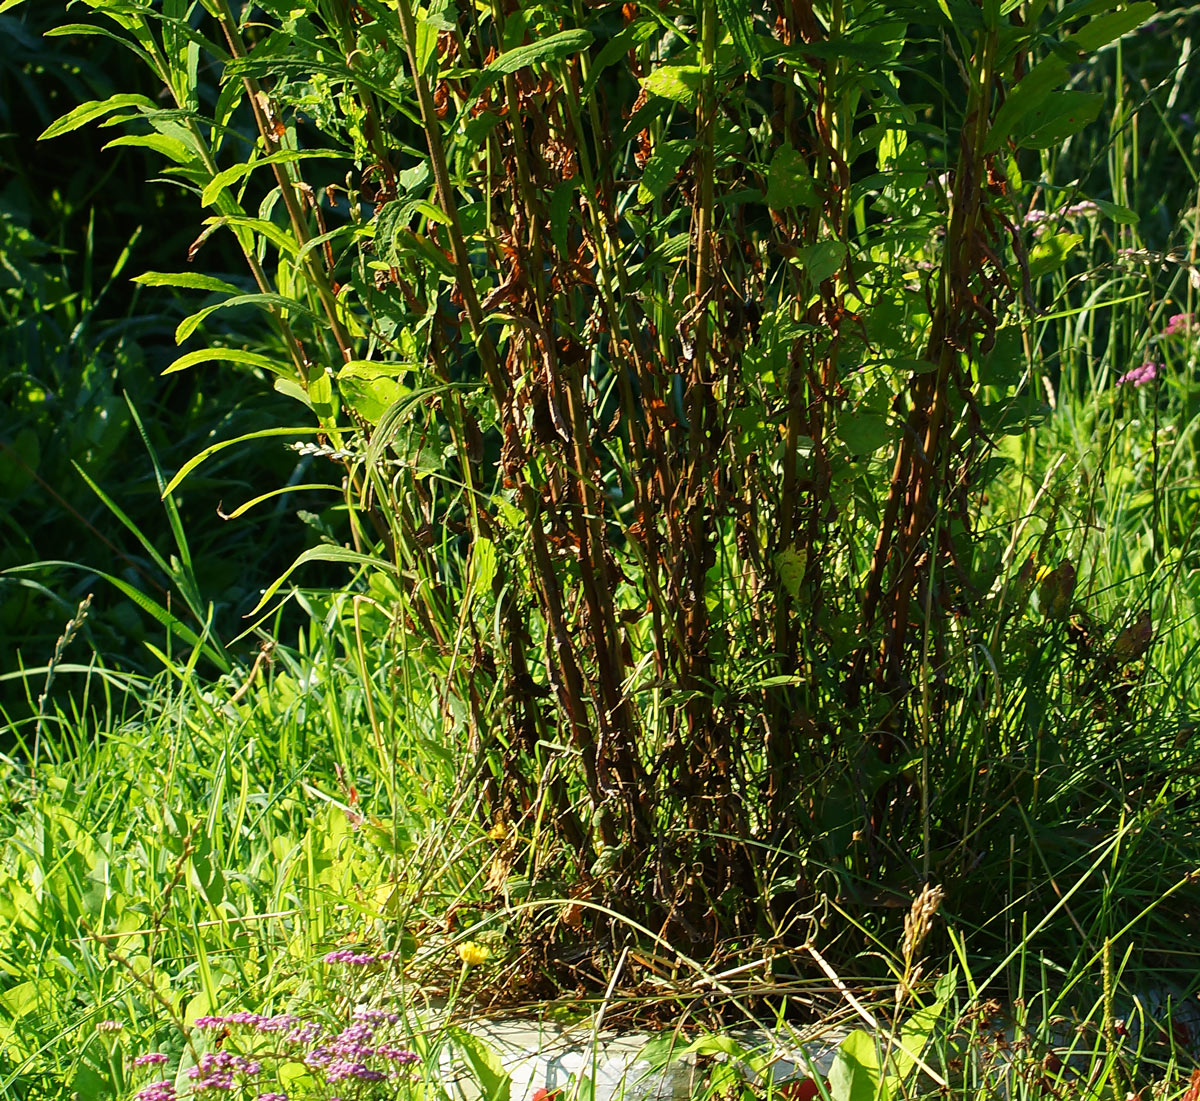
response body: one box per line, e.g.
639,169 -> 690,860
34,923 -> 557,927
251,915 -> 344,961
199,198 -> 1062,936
135,1082 -> 177,1101
325,1059 -> 386,1083
1118,360 -> 1159,387
133,1053 -> 170,1067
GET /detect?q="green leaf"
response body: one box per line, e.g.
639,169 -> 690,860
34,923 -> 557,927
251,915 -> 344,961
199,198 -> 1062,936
766,143 -> 817,209
1027,232 -> 1082,281
1091,198 -> 1139,225
337,362 -> 408,425
1063,2 -> 1154,52
471,28 -> 593,101
308,371 -> 337,426
984,57 -> 1068,151
838,411 -> 890,454
798,240 -> 846,285
638,140 -> 693,202
164,347 -> 297,378
38,93 -> 155,140
550,179 -> 577,257
249,546 -> 401,616
890,983 -> 951,1084
641,64 -> 705,105
1011,91 -> 1103,148
830,1029 -> 881,1101
175,292 -> 319,344
103,132 -> 196,164
775,547 -> 807,601
133,271 -> 242,295
10,561 -> 229,672
161,427 -> 320,497
200,149 -> 348,207
202,215 -> 299,257
582,21 -> 657,101
470,537 -> 498,600
449,1028 -> 511,1101
715,0 -> 762,75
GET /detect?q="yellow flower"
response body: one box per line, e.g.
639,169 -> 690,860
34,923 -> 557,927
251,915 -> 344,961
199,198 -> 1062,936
456,941 -> 491,967
486,820 -> 508,841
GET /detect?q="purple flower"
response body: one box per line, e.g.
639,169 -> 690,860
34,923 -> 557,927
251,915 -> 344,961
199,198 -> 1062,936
135,1082 -> 176,1101
1118,360 -> 1160,387
1163,312 -> 1193,337
353,1007 -> 399,1024
322,949 -> 395,966
256,1095 -> 289,1101
378,1044 -> 420,1063
325,1059 -> 387,1083
133,1053 -> 171,1067
284,1020 -> 323,1045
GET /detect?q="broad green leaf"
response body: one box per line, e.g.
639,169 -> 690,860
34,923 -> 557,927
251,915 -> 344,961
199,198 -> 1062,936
202,215 -> 299,257
1027,232 -> 1082,281
38,93 -> 155,140
582,21 -> 657,101
638,140 -> 693,202
103,132 -> 196,164
878,128 -> 907,166
766,143 -> 817,210
1063,2 -> 1154,52
775,547 -> 807,601
641,64 -> 705,105
337,362 -> 409,425
164,347 -> 296,378
450,1028 -> 512,1101
798,240 -> 846,285
550,179 -> 578,257
891,991 -> 949,1083
715,0 -> 762,75
1011,91 -> 1103,148
472,28 -> 593,100
1091,198 -> 1139,225
470,537 -> 498,600
838,411 -> 890,454
201,149 -> 348,207
175,292 -> 319,344
829,1029 -> 881,1101
984,57 -> 1068,151
309,371 -> 337,425
134,271 -> 242,295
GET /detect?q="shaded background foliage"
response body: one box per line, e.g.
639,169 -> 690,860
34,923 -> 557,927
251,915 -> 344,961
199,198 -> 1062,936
0,2 -> 342,721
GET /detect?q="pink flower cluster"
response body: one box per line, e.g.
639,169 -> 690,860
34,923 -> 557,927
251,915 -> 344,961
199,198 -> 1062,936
134,1082 -> 176,1101
188,1049 -> 262,1091
130,1002 -> 418,1099
1118,361 -> 1160,387
1024,199 -> 1101,230
322,949 -> 398,966
1163,312 -> 1193,337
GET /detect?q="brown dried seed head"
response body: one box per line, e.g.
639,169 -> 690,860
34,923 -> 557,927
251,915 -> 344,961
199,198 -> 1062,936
902,882 -> 944,961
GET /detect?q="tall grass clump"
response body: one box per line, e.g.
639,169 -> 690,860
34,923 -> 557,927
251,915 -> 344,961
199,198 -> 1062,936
14,0 -> 1200,1023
